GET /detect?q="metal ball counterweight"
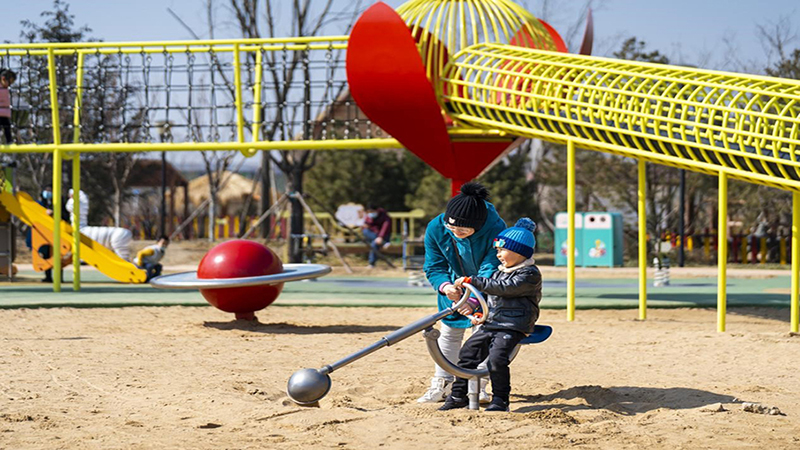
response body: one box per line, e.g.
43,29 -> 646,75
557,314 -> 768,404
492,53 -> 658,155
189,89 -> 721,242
287,368 -> 332,405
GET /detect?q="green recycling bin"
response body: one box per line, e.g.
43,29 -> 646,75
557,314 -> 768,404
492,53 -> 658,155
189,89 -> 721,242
582,212 -> 624,267
554,212 -> 583,267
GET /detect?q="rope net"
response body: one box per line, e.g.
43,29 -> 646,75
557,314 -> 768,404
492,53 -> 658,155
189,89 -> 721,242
0,38 -> 385,150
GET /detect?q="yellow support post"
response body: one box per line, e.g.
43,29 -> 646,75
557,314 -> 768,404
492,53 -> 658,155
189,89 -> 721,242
791,192 -> 800,333
251,49 -> 263,150
780,238 -> 787,265
232,43 -> 246,153
718,173 -> 728,332
47,48 -> 63,293
638,158 -> 647,320
234,216 -> 240,236
704,236 -> 710,261
71,51 -> 85,291
567,140 -> 576,322
759,238 -> 767,264
687,236 -> 693,251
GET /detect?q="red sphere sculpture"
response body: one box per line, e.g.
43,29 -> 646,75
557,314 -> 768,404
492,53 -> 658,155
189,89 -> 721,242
197,240 -> 284,320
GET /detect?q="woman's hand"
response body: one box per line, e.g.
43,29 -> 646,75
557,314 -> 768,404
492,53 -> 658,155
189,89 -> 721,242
442,284 -> 462,301
454,276 -> 467,287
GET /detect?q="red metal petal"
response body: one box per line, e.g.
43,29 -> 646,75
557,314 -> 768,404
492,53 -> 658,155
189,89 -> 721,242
346,2 -> 455,178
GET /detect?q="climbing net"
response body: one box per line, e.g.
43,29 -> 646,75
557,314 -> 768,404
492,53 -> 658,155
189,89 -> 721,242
0,37 -> 387,152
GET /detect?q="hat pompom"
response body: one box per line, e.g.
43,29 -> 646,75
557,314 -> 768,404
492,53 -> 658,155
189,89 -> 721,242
459,181 -> 490,200
514,217 -> 536,233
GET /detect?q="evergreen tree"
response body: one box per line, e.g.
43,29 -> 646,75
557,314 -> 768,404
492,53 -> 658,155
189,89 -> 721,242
478,150 -> 538,226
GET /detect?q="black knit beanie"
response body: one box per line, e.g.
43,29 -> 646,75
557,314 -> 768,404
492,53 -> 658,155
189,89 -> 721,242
444,182 -> 490,230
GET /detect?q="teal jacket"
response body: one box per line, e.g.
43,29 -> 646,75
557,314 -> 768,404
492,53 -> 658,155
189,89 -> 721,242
423,202 -> 506,328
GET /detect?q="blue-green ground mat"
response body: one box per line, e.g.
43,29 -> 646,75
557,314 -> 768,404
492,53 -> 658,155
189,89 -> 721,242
0,269 -> 792,309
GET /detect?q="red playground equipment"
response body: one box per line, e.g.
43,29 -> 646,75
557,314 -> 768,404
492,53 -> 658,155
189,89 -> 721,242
151,240 -> 331,320
197,240 -> 285,321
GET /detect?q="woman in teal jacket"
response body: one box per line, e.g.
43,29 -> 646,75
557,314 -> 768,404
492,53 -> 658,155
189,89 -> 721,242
417,182 -> 506,403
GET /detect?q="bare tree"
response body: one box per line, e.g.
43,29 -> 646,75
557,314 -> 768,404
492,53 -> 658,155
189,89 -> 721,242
226,0 -> 363,260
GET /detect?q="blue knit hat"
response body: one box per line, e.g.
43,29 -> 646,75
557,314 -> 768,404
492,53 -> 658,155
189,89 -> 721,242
493,218 -> 536,259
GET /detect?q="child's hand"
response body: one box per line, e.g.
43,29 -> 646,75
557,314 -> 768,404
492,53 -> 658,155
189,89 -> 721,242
455,302 -> 474,316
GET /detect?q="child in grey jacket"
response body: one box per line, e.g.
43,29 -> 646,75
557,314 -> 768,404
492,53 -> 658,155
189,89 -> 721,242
439,218 -> 542,412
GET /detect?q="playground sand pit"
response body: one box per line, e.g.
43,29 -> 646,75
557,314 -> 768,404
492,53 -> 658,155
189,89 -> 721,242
1,306 -> 798,449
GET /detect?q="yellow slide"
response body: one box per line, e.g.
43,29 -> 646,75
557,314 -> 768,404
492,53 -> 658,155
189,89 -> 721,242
0,190 -> 146,283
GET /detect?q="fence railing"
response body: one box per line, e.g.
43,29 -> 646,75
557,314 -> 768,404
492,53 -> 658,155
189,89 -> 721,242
128,208 -> 426,242
659,232 -> 791,265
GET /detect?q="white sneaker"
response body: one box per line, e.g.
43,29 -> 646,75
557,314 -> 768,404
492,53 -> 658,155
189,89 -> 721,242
479,378 -> 490,404
417,377 -> 452,403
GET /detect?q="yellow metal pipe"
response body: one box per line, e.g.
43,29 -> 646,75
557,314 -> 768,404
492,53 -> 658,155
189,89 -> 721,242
718,173 -> 728,332
567,139 -> 576,322
638,158 -> 647,320
251,49 -> 263,154
47,48 -> 63,293
71,157 -> 80,291
792,192 -> 800,333
780,238 -> 786,265
0,42 -> 348,57
0,35 -> 350,50
71,51 -> 86,291
0,138 -> 404,153
232,44 -> 246,156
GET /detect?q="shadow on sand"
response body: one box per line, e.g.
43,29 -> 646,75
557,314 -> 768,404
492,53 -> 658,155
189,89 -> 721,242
203,320 -> 397,334
512,385 -> 738,415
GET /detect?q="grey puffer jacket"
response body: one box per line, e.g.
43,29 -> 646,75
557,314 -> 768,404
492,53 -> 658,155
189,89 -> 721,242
469,264 -> 541,335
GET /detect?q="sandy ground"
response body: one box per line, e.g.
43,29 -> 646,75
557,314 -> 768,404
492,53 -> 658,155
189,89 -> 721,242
1,306 -> 798,450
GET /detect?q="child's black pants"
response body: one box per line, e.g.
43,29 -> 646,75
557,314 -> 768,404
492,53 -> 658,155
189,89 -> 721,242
0,117 -> 11,144
450,327 -> 526,403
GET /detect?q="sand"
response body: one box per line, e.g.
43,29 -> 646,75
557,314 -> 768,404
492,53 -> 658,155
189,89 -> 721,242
1,305 -> 798,449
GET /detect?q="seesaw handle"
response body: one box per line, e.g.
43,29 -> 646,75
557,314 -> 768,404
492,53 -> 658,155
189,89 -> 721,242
320,284 -> 486,374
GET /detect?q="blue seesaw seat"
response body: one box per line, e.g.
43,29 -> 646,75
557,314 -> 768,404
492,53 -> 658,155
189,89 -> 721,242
520,324 -> 553,345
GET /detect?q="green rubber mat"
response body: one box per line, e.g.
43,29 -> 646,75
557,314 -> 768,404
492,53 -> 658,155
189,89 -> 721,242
0,270 -> 793,309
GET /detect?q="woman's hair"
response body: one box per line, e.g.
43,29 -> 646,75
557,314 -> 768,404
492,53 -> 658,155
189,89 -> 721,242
459,181 -> 490,200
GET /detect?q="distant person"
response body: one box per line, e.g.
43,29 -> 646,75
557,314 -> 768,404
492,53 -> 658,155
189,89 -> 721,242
65,189 -> 89,229
25,186 -> 56,282
0,69 -> 17,144
134,235 -> 169,282
362,203 -> 392,269
82,226 -> 134,261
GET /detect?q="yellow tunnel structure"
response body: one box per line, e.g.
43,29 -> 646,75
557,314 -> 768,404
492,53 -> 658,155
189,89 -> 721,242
437,43 -> 800,332
440,43 -> 800,191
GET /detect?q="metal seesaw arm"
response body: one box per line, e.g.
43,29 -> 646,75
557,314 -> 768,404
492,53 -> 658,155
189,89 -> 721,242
286,283 -> 486,405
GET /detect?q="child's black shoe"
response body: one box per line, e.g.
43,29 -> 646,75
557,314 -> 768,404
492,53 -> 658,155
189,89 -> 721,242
484,398 -> 509,412
438,396 -> 469,411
